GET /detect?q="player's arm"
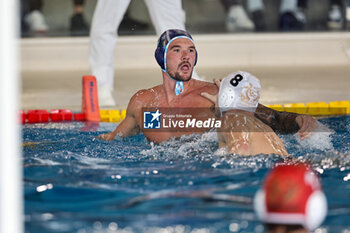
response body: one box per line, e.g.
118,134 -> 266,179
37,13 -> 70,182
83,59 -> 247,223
225,131 -> 251,155
255,104 -> 317,138
97,93 -> 141,141
223,114 -> 251,155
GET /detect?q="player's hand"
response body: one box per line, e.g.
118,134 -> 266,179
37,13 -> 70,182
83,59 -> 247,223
96,132 -> 115,141
201,79 -> 221,106
201,92 -> 217,105
295,115 -> 318,140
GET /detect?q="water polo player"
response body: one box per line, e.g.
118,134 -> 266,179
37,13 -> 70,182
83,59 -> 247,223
202,71 -> 289,155
97,29 -> 318,143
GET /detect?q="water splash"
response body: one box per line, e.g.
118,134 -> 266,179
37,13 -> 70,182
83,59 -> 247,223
295,122 -> 334,151
22,116 -> 350,233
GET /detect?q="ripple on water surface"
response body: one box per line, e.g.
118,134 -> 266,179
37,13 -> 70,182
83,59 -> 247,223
23,116 -> 350,233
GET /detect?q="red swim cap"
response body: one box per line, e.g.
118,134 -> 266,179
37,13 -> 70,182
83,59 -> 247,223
254,163 -> 327,231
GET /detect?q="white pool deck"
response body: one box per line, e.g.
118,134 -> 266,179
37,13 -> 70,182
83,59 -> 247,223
21,32 -> 350,111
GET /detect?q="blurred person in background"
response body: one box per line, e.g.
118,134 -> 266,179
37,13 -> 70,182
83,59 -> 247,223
278,0 -> 307,31
348,0 -> 350,25
20,0 -> 30,36
254,163 -> 328,233
70,0 -> 89,36
220,0 -> 307,32
24,0 -> 49,36
348,0 -> 350,23
327,0 -> 346,30
89,0 -> 191,107
220,0 -> 255,32
294,0 -> 347,30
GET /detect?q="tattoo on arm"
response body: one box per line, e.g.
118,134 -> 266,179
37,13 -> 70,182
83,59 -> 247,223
254,104 -> 300,134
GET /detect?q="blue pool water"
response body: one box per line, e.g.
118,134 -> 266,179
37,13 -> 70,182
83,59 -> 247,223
23,116 -> 350,233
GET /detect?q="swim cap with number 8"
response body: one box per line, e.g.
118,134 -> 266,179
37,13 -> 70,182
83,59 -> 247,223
218,71 -> 261,113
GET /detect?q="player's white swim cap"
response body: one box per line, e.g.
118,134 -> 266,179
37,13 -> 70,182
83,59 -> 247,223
218,71 -> 261,113
254,163 -> 328,231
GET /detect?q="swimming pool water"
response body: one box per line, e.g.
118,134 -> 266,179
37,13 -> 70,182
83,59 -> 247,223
23,116 -> 350,233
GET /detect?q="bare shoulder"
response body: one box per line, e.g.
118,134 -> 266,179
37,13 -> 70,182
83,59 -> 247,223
192,80 -> 218,94
128,85 -> 163,108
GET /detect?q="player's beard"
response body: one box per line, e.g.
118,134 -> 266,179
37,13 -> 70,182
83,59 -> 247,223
168,62 -> 193,82
172,71 -> 192,82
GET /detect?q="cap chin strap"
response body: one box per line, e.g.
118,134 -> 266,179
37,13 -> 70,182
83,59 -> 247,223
175,80 -> 184,95
162,70 -> 184,95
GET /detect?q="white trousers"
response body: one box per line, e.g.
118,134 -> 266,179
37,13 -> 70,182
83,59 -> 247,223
89,0 -> 185,90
